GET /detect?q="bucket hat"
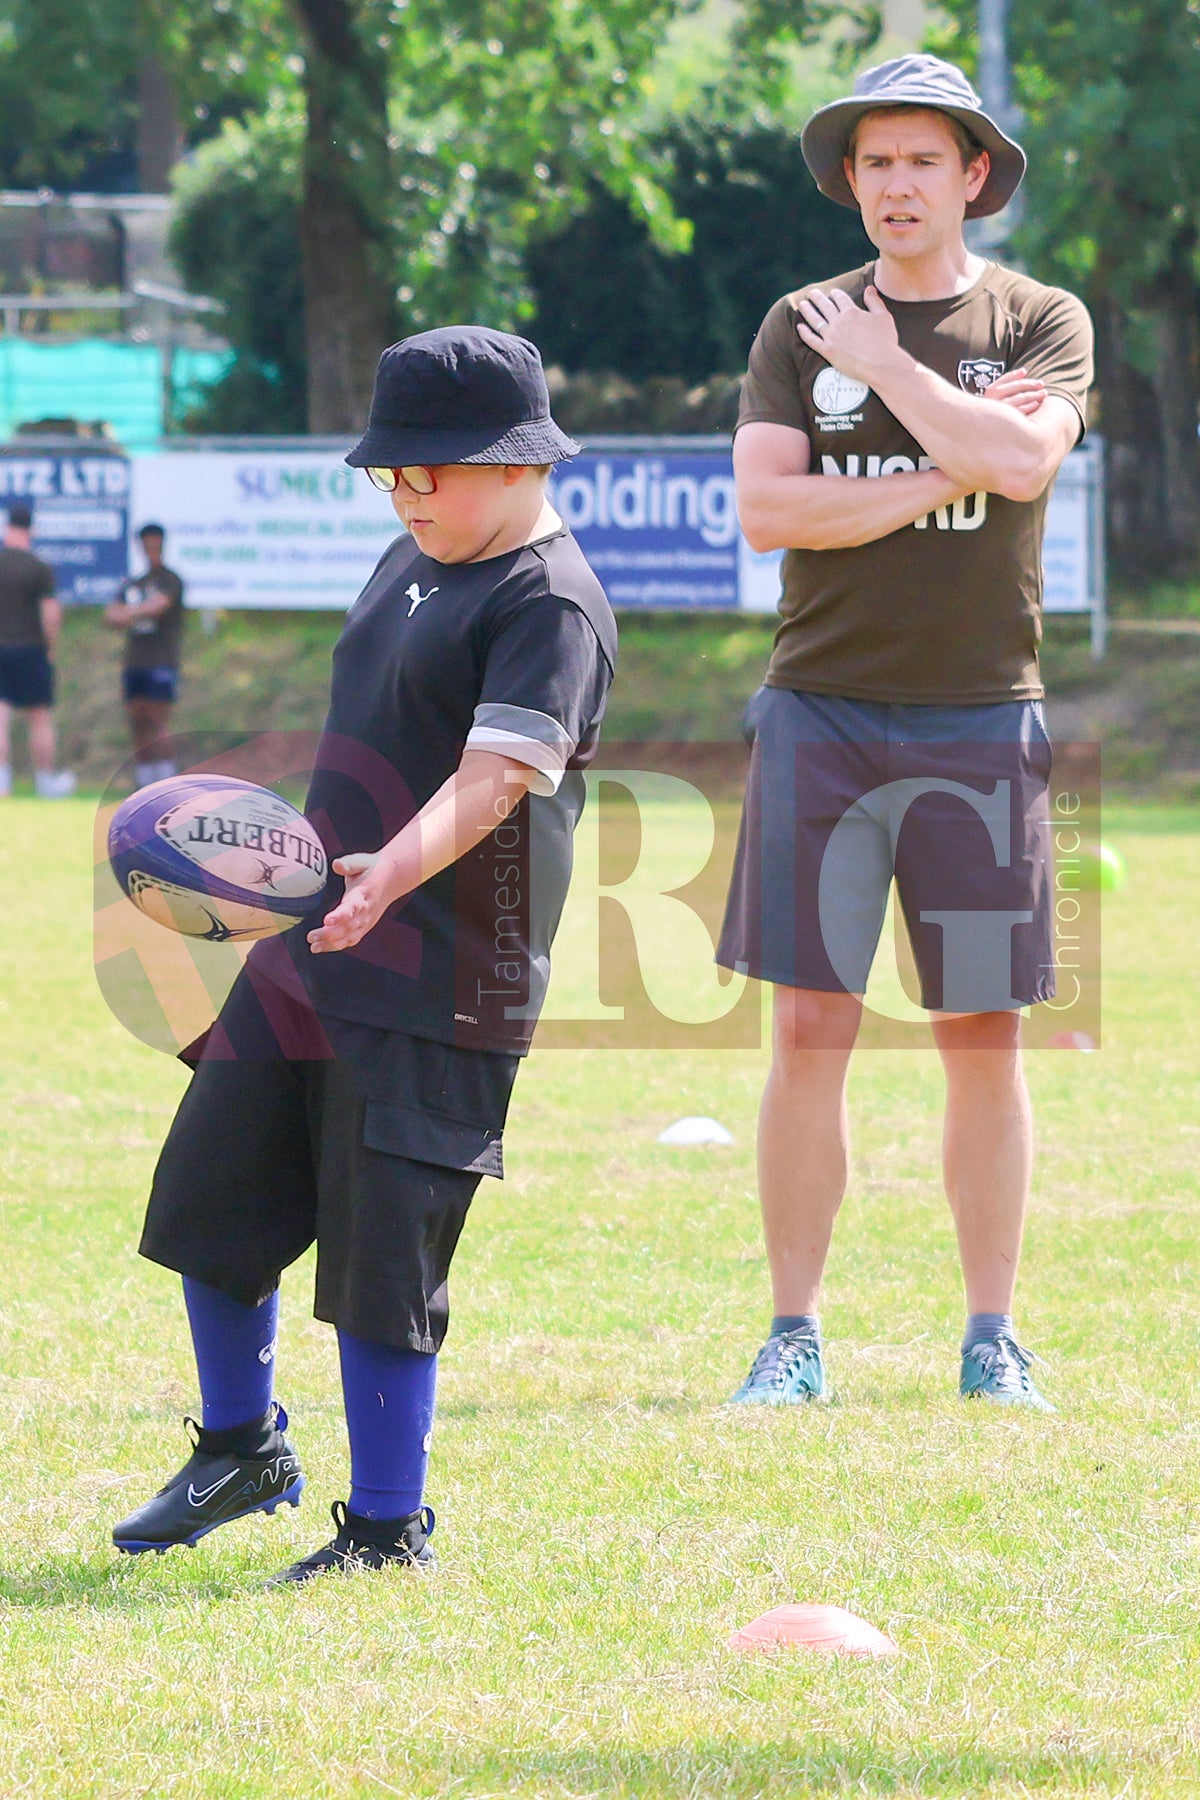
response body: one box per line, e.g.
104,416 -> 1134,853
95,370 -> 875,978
801,53 -> 1026,220
346,325 -> 579,468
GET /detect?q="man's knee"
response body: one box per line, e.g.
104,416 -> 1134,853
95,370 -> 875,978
772,986 -> 862,1059
932,1009 -> 1023,1054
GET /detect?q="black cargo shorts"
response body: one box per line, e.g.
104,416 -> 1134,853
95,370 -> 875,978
139,967 -> 518,1352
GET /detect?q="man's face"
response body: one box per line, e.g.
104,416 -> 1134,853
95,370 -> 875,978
845,110 -> 989,260
387,463 -> 538,564
140,533 -> 165,567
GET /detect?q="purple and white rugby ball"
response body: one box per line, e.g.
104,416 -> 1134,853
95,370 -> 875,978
108,772 -> 329,941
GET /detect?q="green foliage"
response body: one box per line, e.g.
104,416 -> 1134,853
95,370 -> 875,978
169,110 -> 307,433
0,0 -> 140,188
934,0 -> 1200,301
528,122 -> 872,380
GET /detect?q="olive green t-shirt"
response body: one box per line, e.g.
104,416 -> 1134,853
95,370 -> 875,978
737,260 -> 1094,703
0,546 -> 55,649
122,565 -> 184,670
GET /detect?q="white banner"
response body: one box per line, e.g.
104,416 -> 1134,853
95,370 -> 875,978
130,450 -> 401,610
130,441 -> 1103,625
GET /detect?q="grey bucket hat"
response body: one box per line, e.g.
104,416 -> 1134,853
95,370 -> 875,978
801,53 -> 1026,220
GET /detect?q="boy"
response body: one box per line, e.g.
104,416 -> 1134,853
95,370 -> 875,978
112,327 -> 616,1583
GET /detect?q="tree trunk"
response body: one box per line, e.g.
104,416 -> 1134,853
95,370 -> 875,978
1091,290 -> 1170,578
1147,229 -> 1200,573
290,0 -> 396,433
136,52 -> 183,194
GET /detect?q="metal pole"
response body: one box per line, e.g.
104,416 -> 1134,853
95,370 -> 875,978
970,0 -> 1024,256
978,0 -> 1010,122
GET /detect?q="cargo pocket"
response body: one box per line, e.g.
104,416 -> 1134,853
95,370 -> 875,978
363,1098 -> 504,1179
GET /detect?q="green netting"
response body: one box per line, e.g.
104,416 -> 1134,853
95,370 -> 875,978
0,339 -> 233,449
170,346 -> 236,422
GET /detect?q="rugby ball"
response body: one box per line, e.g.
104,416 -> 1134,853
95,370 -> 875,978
108,773 -> 329,941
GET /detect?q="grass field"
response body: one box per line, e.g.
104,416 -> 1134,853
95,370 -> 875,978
2,797 -> 1200,1798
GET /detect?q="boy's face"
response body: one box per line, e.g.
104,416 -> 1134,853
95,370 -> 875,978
388,463 -> 542,564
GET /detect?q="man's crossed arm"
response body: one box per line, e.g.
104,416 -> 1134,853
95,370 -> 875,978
736,283 -> 1081,555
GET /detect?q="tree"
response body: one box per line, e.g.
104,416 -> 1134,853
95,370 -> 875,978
528,122 -> 871,382
170,110 -> 308,432
935,0 -> 1200,578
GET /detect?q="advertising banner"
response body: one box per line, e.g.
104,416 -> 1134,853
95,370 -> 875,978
129,449 -> 399,611
128,441 -> 1103,626
546,453 -> 739,608
0,447 -> 130,602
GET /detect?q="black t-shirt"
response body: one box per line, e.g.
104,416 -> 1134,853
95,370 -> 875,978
122,564 -> 185,670
0,546 -> 55,649
276,525 -> 617,1054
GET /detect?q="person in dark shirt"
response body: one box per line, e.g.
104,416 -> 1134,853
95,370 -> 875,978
103,522 -> 185,787
720,55 -> 1090,1414
0,501 -> 75,798
112,327 -> 617,1586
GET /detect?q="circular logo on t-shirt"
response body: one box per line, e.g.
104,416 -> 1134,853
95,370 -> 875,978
812,368 -> 870,415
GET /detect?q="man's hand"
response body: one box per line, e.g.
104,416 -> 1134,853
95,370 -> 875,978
307,852 -> 395,954
795,285 -> 905,386
981,368 -> 1046,415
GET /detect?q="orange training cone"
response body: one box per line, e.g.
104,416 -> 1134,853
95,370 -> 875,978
730,1603 -> 898,1657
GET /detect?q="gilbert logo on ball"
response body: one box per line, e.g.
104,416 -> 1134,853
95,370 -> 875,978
107,773 -> 329,941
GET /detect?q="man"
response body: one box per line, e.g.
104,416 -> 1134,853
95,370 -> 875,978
718,55 -> 1092,1410
104,522 -> 184,786
0,502 -> 76,799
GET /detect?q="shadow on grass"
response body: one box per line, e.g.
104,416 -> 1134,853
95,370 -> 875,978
439,1741 -> 1117,1798
0,1554 -> 248,1611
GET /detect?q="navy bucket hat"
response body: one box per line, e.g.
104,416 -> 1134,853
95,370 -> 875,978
801,53 -> 1026,221
346,325 -> 579,468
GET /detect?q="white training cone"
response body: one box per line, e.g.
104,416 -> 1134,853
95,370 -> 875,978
657,1116 -> 734,1146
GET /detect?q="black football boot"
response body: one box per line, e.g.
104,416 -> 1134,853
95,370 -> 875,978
265,1500 -> 436,1587
113,1404 -> 305,1554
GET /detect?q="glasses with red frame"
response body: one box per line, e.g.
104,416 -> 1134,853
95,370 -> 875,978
365,465 -> 439,495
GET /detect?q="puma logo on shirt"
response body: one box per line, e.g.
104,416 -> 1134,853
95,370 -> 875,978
405,582 -> 438,616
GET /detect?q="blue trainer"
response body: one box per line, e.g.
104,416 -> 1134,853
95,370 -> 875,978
726,1327 -> 828,1405
960,1333 -> 1055,1412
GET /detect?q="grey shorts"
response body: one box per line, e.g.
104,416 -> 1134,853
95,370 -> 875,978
716,688 -> 1056,1012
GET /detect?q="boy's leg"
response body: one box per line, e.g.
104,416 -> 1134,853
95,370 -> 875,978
113,974 -> 322,1554
267,1332 -> 439,1586
338,1331 -> 437,1521
112,1277 -> 303,1556
267,1028 -> 515,1585
183,1277 -> 279,1430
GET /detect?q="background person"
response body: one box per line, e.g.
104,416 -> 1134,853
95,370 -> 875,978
104,522 -> 184,787
0,501 -> 75,799
719,54 -> 1092,1411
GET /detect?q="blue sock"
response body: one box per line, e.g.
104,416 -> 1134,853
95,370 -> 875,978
182,1277 -> 279,1432
338,1330 -> 437,1522
963,1311 -> 1014,1353
771,1313 -> 820,1340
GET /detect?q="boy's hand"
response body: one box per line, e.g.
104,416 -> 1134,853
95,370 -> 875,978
307,852 -> 396,953
981,368 -> 1047,415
